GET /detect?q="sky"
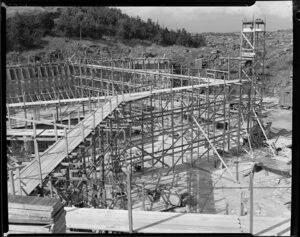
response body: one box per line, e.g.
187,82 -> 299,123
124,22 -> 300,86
118,1 -> 292,33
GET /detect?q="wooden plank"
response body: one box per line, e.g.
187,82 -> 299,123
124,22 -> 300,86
8,195 -> 63,213
65,207 -> 242,233
9,208 -> 66,225
8,96 -> 110,108
9,216 -> 54,225
7,129 -> 65,137
8,224 -> 51,233
8,206 -> 63,219
239,216 -> 290,236
7,116 -> 70,129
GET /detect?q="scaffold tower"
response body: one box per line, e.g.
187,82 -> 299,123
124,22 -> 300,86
239,17 -> 266,147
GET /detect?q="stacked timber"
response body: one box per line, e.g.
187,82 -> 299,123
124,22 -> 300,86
8,195 -> 66,233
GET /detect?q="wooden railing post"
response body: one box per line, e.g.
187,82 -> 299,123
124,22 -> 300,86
98,92 -> 100,108
16,167 -> 22,195
77,107 -> 80,123
82,121 -> 85,142
64,128 -> 69,156
92,111 -> 95,130
9,170 -> 15,195
88,95 -> 91,113
49,175 -> 53,197
68,113 -> 71,130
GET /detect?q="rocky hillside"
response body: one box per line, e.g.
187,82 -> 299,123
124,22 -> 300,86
6,14 -> 292,97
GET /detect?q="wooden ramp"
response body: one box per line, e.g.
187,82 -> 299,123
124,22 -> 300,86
9,94 -> 148,195
65,207 -> 242,233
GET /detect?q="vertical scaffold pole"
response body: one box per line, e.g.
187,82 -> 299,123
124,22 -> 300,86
249,168 -> 254,234
222,69 -> 226,158
23,93 -> 28,128
189,69 -> 194,165
142,182 -> 145,211
64,128 -> 69,189
53,113 -> 58,141
227,56 -> 231,150
126,170 -> 133,233
100,126 -> 106,207
33,120 -> 43,190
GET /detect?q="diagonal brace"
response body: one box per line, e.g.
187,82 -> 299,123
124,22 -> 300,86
191,115 -> 235,180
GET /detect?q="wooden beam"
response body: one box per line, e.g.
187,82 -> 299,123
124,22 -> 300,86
7,96 -> 110,108
7,129 -> 65,138
7,116 -> 70,129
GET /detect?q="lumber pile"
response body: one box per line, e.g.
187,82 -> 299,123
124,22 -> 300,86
8,195 -> 66,233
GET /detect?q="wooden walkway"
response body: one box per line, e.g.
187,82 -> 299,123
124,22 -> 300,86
8,80 -> 245,195
65,207 -> 242,233
8,93 -> 148,195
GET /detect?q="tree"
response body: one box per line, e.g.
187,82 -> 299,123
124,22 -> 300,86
116,18 -> 133,40
176,28 -> 189,46
6,12 -> 53,52
6,7 -> 206,51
